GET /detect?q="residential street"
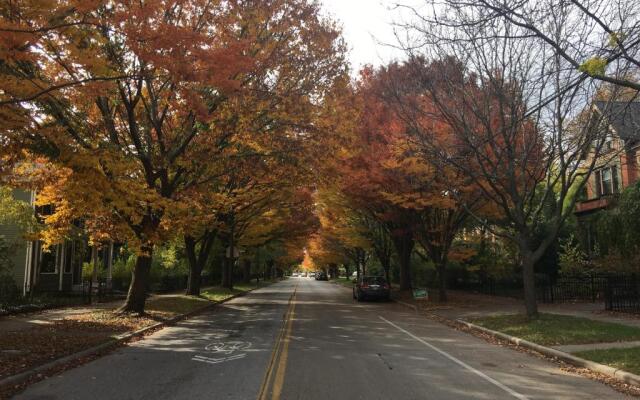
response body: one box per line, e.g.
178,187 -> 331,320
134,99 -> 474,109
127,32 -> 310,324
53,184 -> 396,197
14,278 -> 628,400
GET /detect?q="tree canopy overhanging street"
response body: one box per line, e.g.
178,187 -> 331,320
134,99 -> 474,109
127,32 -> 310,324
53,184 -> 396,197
2,0 -> 640,399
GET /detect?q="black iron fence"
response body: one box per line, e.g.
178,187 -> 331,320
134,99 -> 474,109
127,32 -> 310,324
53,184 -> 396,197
604,274 -> 640,313
451,272 -> 640,313
537,274 -> 608,303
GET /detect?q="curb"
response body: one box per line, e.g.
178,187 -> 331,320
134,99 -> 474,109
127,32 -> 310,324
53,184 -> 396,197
458,319 -> 640,387
389,299 -> 640,387
392,299 -> 418,311
0,290 -> 252,388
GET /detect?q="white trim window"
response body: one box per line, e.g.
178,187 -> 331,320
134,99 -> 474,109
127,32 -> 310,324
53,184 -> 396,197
40,244 -> 58,274
594,166 -> 619,197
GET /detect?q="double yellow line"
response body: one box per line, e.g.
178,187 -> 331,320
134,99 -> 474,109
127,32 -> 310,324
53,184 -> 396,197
258,283 -> 298,400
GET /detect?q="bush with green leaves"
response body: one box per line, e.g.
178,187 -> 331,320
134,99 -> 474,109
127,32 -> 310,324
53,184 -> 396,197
0,235 -> 20,301
109,244 -> 189,292
594,181 -> 640,270
558,235 -> 591,275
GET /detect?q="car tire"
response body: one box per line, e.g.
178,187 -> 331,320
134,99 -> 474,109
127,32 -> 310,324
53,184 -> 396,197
356,292 -> 363,302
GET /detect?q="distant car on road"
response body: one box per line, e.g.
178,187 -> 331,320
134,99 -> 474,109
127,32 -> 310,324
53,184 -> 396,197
292,272 -> 299,277
315,271 -> 328,281
353,276 -> 390,301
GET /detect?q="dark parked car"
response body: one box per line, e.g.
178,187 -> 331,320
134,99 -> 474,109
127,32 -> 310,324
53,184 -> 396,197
315,271 -> 328,281
353,276 -> 390,301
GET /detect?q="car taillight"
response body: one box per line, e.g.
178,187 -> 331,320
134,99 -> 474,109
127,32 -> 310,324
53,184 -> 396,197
361,284 -> 369,289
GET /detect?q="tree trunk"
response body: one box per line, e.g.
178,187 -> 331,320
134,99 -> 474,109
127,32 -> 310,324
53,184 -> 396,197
522,252 -> 539,318
185,236 -> 202,296
118,248 -> 153,314
186,266 -> 202,296
184,231 -> 216,296
242,259 -> 251,283
222,257 -> 234,289
344,264 -> 350,279
329,263 -> 338,279
437,260 -> 447,302
393,235 -> 414,290
381,260 -> 391,287
266,259 -> 275,280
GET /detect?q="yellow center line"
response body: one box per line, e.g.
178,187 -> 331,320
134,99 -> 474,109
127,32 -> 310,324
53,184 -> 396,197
271,291 -> 296,400
257,281 -> 298,400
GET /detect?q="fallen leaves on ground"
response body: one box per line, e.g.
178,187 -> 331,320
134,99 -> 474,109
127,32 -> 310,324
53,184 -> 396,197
0,295 -> 212,380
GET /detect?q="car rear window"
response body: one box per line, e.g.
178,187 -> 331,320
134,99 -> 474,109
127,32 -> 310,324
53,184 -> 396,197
362,277 -> 386,284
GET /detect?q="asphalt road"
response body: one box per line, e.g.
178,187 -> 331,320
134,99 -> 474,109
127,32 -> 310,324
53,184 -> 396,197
14,278 -> 629,400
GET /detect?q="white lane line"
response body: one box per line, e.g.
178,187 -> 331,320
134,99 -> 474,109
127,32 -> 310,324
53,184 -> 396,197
379,316 -> 529,400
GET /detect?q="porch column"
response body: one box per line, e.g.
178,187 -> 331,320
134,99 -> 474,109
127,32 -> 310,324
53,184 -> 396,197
23,241 -> 33,296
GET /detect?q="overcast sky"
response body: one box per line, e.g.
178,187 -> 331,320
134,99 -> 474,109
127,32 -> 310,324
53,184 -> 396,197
320,0 -> 411,74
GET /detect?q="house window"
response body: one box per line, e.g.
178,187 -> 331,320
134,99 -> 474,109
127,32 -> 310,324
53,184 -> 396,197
40,246 -> 57,274
594,166 -> 619,197
604,136 -> 613,152
592,135 -> 614,152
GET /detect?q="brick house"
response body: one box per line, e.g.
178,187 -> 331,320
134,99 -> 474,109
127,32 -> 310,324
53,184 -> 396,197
574,100 -> 640,250
1,188 -> 115,296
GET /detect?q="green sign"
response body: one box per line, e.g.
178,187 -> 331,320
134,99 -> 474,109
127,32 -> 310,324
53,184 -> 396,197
413,288 -> 428,300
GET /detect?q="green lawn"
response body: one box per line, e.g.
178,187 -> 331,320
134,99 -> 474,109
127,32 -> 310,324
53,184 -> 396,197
146,295 -> 210,315
575,347 -> 640,375
200,280 -> 275,302
472,313 -> 640,346
200,287 -> 247,302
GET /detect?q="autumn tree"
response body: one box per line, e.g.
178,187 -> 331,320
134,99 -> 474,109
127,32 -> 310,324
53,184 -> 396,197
0,0 -> 347,313
333,67 -> 428,290
312,188 -> 373,280
392,17 -> 623,316
368,60 -> 489,302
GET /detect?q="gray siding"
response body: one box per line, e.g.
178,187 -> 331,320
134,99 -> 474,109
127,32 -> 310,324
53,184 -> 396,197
0,189 -> 32,290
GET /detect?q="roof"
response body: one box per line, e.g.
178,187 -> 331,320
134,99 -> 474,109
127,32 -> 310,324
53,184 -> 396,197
594,101 -> 640,141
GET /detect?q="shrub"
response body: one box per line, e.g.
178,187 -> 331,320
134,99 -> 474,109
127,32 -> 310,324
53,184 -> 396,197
0,235 -> 20,302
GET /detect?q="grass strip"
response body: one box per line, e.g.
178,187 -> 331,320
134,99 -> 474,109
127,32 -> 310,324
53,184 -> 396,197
472,313 -> 640,346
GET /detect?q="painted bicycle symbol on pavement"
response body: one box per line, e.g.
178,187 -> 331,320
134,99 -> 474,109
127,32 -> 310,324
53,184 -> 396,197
205,341 -> 252,355
192,340 -> 252,365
